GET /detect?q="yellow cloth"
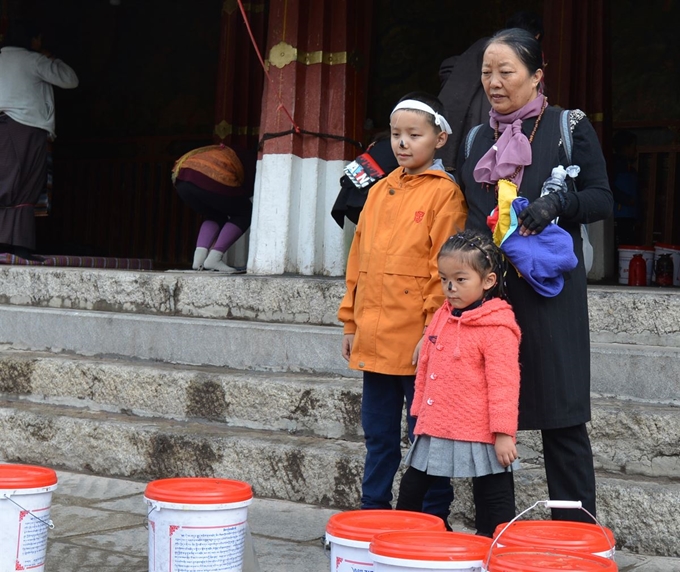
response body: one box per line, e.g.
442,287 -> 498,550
171,145 -> 244,187
493,179 -> 518,247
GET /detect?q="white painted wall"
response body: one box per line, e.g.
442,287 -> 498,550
247,153 -> 349,276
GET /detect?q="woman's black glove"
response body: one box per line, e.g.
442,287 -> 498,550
518,192 -> 565,234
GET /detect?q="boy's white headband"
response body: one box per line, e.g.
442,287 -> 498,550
391,100 -> 452,134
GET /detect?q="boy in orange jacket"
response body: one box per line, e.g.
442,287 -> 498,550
338,92 -> 467,524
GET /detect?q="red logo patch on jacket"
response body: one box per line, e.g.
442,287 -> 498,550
414,211 -> 425,223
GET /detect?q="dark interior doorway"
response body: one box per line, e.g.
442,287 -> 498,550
3,0 -> 679,273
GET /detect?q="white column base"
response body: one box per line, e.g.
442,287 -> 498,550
247,153 -> 347,276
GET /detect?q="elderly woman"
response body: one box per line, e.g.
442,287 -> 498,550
456,28 -> 613,529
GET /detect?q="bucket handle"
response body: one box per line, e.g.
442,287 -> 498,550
2,494 -> 55,530
483,500 -> 614,569
145,503 -> 158,530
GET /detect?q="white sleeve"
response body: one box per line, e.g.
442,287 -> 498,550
35,54 -> 79,89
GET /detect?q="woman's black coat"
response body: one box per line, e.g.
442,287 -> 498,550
457,105 -> 613,430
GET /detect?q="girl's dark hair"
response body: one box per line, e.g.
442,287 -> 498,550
438,230 -> 507,300
4,19 -> 41,50
485,27 -> 543,75
395,91 -> 446,132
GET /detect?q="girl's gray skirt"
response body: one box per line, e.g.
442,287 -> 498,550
404,435 -> 520,478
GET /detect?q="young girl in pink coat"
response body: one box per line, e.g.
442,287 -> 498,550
396,230 -> 521,537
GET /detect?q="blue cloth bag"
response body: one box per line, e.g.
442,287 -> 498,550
499,196 -> 578,297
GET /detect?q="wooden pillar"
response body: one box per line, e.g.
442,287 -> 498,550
214,0 -> 266,149
247,0 -> 371,275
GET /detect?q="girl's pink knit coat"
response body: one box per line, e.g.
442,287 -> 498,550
412,297 -> 521,444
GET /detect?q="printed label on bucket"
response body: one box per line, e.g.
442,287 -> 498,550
335,556 -> 373,572
16,507 -> 51,570
167,522 -> 247,572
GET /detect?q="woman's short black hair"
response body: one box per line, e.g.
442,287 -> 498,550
485,28 -> 543,75
3,19 -> 41,50
394,91 -> 446,131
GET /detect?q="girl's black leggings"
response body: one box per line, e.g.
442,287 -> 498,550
397,466 -> 515,537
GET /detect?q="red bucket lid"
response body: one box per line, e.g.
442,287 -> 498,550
654,243 -> 680,251
493,520 -> 615,554
370,530 -> 491,561
145,477 -> 252,504
486,547 -> 618,571
326,510 -> 445,542
0,464 -> 58,489
618,245 -> 654,251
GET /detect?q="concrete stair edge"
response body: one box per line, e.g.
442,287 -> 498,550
2,306 -> 680,400
0,350 -> 363,440
0,268 -> 679,348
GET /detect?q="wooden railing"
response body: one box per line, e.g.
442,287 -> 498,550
637,145 -> 680,245
41,135 -> 212,267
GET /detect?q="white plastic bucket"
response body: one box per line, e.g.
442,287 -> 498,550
326,510 -> 446,572
145,477 -> 253,572
652,243 -> 680,286
370,531 -> 491,571
618,245 -> 653,285
0,464 -> 58,572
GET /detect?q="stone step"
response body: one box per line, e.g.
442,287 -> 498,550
0,267 -> 345,326
518,399 -> 680,480
0,350 -> 362,440
0,304 -> 678,400
0,267 -> 678,347
1,350 -> 678,479
591,342 -> 680,403
0,398 -> 677,557
1,348 -> 678,481
0,305 -> 354,376
0,399 -> 364,509
588,287 -> 680,347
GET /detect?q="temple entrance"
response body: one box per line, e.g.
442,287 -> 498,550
2,0 -> 679,278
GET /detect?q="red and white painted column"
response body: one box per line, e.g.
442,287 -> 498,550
247,0 -> 371,275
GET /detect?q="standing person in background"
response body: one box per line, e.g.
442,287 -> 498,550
0,19 -> 78,258
397,231 -> 521,537
339,91 -> 467,528
437,11 -> 543,173
172,144 -> 255,273
457,28 -> 612,523
611,130 -> 641,247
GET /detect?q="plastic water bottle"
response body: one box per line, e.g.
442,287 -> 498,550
540,165 -> 569,197
540,165 -> 570,224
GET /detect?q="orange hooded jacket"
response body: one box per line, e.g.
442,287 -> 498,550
338,165 -> 467,375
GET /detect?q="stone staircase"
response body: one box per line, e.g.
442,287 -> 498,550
0,267 -> 678,557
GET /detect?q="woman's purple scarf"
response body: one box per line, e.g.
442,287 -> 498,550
473,94 -> 547,190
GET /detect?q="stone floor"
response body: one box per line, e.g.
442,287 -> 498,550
36,469 -> 679,571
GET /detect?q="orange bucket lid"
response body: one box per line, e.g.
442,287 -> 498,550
654,243 -> 680,250
145,477 -> 252,504
0,464 -> 58,489
618,245 -> 654,251
493,520 -> 615,553
326,510 -> 445,542
486,547 -> 618,571
370,530 -> 491,561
